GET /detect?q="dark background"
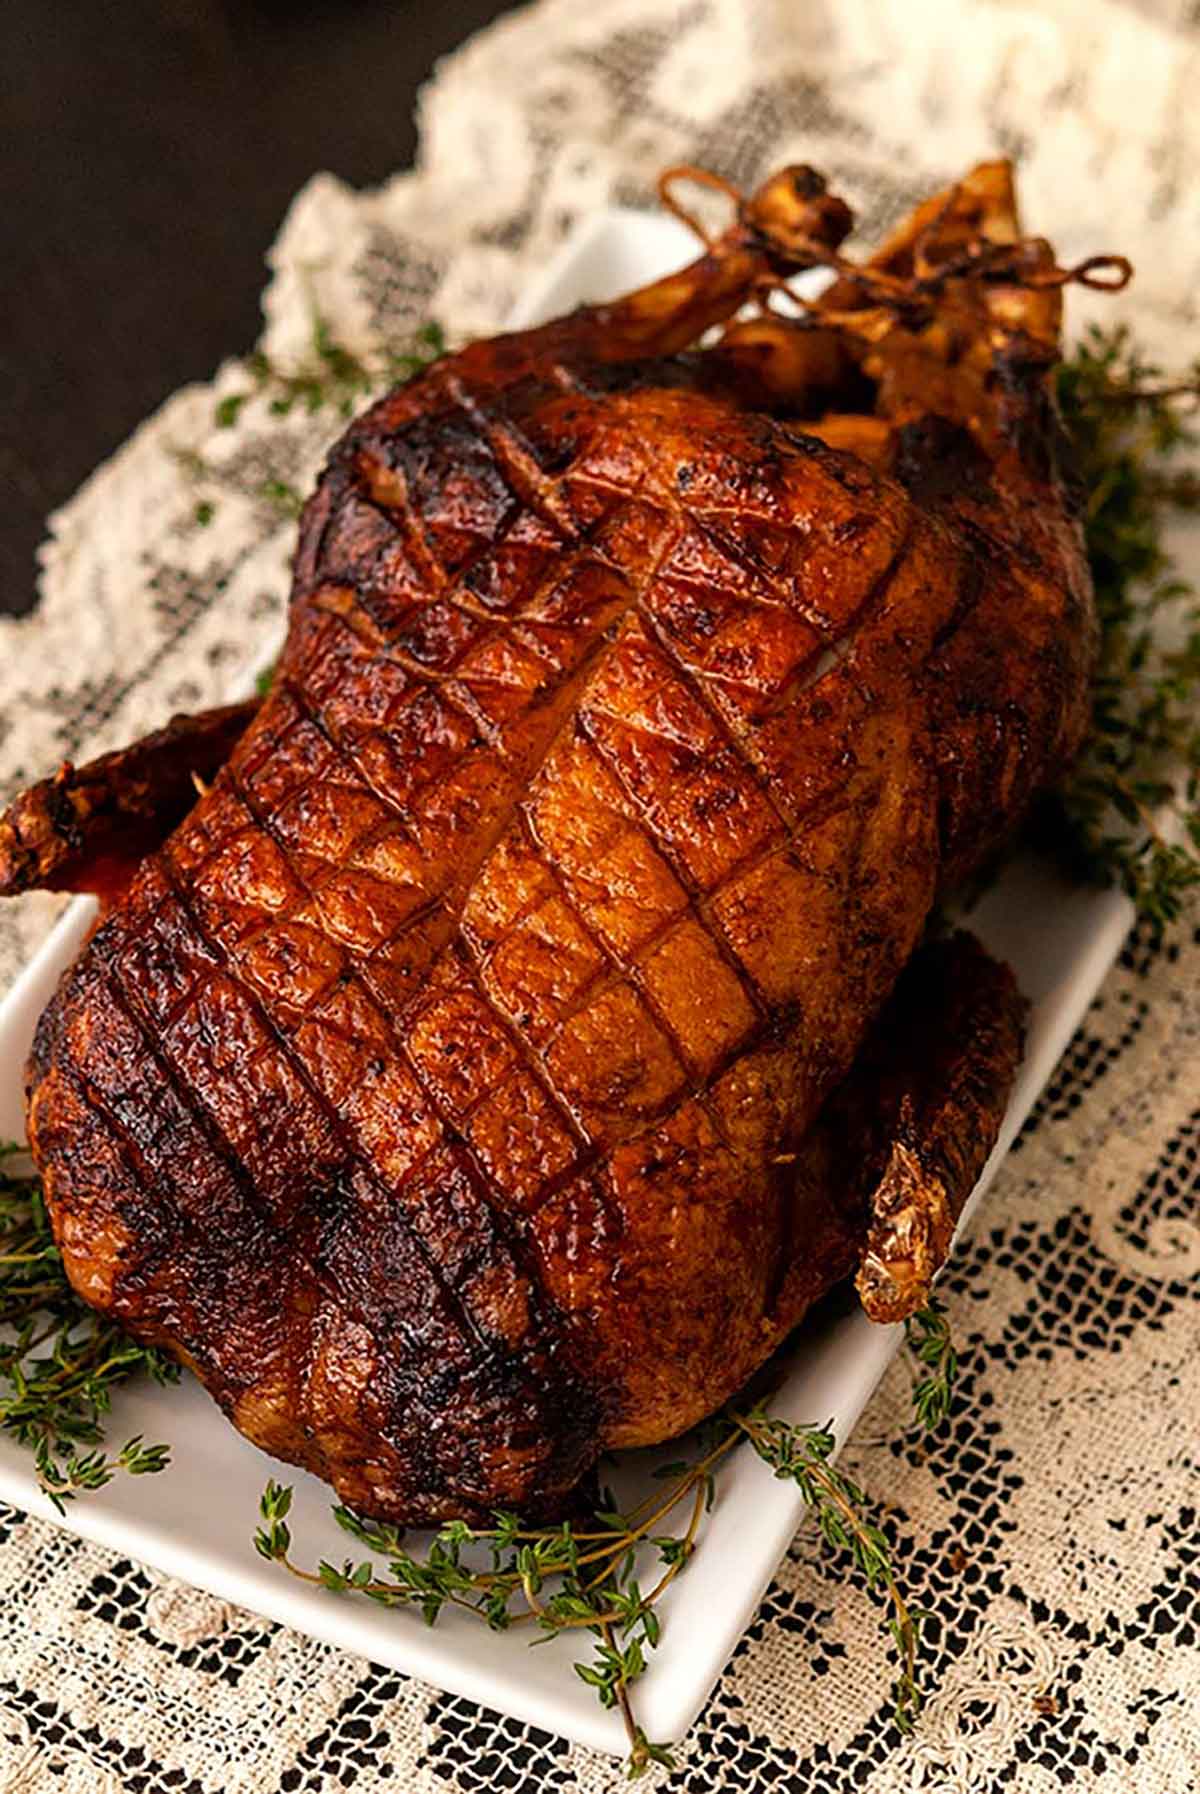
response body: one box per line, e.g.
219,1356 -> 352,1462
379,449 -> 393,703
1,0 -> 508,617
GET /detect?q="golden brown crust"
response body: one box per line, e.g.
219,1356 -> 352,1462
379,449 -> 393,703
13,161 -> 1095,1521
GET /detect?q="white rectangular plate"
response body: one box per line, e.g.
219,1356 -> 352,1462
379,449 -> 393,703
0,210 -> 1135,1756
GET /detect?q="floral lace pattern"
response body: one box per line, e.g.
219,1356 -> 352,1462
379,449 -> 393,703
2,1 -> 1198,1788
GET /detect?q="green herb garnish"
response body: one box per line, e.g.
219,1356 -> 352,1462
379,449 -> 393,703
256,1396 -> 935,1773
214,315 -> 446,430
905,1295 -> 959,1432
182,316 -> 447,532
0,1143 -> 175,1514
1048,324 -> 1200,935
258,478 -> 304,520
732,1406 -> 930,1733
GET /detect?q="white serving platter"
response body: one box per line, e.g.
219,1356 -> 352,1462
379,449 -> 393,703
0,208 -> 1135,1757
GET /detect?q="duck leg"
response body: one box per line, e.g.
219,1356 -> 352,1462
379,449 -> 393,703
777,930 -> 1028,1331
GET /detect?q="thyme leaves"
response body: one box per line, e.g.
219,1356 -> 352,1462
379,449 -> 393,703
0,1144 -> 175,1514
214,316 -> 447,431
905,1295 -> 959,1432
256,1405 -> 932,1775
732,1408 -> 929,1734
1048,325 -> 1200,936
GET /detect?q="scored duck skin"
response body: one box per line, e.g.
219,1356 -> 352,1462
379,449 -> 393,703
6,161 -> 1110,1522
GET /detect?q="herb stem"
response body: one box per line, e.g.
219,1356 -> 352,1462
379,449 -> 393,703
731,1407 -> 925,1730
569,1437 -> 740,1577
1049,323 -> 1200,934
603,1618 -> 646,1771
1094,380 -> 1200,408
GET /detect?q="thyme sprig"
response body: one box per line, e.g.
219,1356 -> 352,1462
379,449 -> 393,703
1047,325 -> 1200,935
214,316 -> 447,431
255,1425 -> 742,1776
0,1143 -> 175,1514
904,1296 -> 959,1431
253,1445 -> 722,1779
255,1399 -> 933,1774
731,1407 -> 929,1732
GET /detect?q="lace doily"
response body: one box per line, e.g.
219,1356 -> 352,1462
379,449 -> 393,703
2,1 -> 1198,1789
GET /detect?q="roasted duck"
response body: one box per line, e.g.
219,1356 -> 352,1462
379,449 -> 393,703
0,160 -> 1119,1523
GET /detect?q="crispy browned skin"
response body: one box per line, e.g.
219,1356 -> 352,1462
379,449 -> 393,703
12,162 -> 1098,1521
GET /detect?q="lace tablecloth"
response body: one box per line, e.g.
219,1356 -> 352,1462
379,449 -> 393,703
2,2 -> 1199,1788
